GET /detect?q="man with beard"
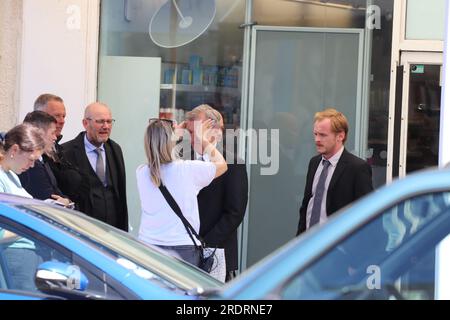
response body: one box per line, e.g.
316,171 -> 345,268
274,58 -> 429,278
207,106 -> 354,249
62,102 -> 128,231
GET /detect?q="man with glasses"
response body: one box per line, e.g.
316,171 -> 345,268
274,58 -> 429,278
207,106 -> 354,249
62,102 -> 128,231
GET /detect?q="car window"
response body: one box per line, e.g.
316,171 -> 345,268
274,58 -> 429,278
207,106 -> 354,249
0,220 -> 130,299
18,205 -> 222,291
279,191 -> 450,300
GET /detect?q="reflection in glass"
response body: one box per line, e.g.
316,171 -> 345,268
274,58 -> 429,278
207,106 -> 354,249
253,0 -> 394,189
246,29 -> 363,267
407,65 -> 441,174
280,192 -> 450,300
99,0 -> 245,129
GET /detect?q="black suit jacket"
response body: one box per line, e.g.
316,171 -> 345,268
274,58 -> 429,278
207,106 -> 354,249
62,132 -> 128,231
19,159 -> 64,200
297,149 -> 373,235
197,151 -> 248,272
47,138 -> 83,202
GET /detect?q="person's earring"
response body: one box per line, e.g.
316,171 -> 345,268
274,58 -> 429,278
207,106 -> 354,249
10,154 -> 14,159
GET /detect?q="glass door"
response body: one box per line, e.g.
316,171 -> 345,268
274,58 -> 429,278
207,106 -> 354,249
241,26 -> 366,268
397,52 -> 445,300
399,52 -> 443,177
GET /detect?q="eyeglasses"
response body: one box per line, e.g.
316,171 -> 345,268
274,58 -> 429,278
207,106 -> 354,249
86,118 -> 116,125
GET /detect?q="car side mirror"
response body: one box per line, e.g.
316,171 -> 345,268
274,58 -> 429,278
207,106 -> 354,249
35,261 -> 92,299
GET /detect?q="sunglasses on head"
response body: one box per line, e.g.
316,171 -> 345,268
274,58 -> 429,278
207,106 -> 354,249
149,118 -> 174,125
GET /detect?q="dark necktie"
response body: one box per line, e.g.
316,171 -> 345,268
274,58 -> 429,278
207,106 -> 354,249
94,148 -> 106,186
43,161 -> 58,190
310,159 -> 331,227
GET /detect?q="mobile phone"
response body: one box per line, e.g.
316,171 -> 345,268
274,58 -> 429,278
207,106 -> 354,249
54,200 -> 75,209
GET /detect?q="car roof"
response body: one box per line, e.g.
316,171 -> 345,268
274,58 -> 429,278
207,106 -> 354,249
221,166 -> 450,299
0,193 -> 223,294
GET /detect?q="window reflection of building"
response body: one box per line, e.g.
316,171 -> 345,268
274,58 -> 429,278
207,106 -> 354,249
407,65 -> 441,174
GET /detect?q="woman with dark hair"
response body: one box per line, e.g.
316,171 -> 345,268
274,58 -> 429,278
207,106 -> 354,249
137,118 -> 227,267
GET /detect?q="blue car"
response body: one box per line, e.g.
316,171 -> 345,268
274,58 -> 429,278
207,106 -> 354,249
0,194 -> 222,300
2,167 -> 450,300
219,167 -> 450,300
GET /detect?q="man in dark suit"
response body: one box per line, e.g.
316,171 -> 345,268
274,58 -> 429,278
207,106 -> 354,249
185,105 -> 248,282
62,102 -> 128,231
19,111 -> 73,207
33,93 -> 82,205
297,108 -> 373,235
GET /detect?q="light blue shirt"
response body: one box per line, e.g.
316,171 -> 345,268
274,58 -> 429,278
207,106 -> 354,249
306,146 -> 345,229
0,167 -> 35,250
0,167 -> 33,198
83,133 -> 106,179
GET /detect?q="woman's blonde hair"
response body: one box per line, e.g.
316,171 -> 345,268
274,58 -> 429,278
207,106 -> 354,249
0,124 -> 46,162
144,119 -> 177,186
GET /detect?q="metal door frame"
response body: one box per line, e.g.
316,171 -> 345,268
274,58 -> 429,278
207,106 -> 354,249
394,51 -> 443,178
240,25 -> 367,270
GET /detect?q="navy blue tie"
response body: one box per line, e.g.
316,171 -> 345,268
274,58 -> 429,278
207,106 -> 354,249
310,160 -> 331,227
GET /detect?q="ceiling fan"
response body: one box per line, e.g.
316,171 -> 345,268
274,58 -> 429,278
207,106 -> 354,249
149,0 -> 216,48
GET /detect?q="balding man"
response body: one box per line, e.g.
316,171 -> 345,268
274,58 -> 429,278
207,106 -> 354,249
62,103 -> 128,231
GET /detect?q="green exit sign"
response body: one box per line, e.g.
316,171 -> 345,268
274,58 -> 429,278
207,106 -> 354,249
411,65 -> 425,74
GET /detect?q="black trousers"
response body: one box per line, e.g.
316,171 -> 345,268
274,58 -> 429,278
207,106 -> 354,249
225,270 -> 237,282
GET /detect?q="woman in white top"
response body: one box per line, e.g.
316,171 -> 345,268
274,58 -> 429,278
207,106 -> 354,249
137,118 -> 227,267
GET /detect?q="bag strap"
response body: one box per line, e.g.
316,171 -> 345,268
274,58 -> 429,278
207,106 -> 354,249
158,183 -> 204,248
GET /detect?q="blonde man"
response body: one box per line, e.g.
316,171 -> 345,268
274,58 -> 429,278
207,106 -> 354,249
297,108 -> 373,235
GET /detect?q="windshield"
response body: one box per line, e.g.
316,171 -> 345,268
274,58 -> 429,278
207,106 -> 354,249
279,192 -> 450,300
15,204 -> 222,293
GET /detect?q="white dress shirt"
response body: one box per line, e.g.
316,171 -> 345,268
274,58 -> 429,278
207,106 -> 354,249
306,146 -> 344,229
83,134 -> 106,177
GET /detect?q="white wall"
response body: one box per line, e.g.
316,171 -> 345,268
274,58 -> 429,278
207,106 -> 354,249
19,0 -> 99,142
0,0 -> 22,131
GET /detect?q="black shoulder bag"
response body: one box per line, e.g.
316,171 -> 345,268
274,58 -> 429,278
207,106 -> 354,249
158,184 -> 216,273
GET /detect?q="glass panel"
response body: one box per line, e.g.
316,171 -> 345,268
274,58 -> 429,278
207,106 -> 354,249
406,64 -> 441,174
98,0 -> 246,234
0,223 -> 124,298
280,192 -> 450,300
253,0 -> 367,28
366,0 -> 394,188
406,0 -> 446,41
22,205 -> 222,290
246,29 -> 363,266
253,0 -> 394,189
99,0 -> 245,129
